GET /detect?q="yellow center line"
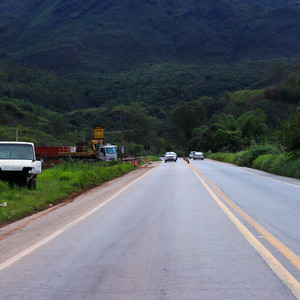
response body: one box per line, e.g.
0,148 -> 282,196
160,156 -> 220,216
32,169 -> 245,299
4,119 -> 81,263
190,165 -> 300,299
191,165 -> 300,271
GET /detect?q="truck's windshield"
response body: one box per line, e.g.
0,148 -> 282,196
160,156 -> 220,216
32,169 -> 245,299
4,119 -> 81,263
106,147 -> 117,154
0,144 -> 34,160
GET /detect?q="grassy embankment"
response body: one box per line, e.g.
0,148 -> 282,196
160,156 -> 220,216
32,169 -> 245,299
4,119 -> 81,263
0,161 -> 137,226
206,144 -> 300,179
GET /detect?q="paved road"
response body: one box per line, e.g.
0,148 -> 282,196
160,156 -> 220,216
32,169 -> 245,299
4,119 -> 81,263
0,159 -> 299,299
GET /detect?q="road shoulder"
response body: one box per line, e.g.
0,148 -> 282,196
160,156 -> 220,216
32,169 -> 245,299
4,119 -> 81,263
0,162 -> 161,264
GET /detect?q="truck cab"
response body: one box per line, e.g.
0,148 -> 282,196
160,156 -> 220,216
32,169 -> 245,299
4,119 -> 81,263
98,144 -> 118,162
0,142 -> 42,188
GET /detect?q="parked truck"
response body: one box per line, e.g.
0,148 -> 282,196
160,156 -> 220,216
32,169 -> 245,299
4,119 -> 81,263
35,143 -> 118,162
0,142 -> 42,189
34,127 -> 118,163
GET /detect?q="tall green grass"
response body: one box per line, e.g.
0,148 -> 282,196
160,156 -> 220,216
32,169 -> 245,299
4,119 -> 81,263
0,161 -> 136,225
207,146 -> 300,179
252,153 -> 300,179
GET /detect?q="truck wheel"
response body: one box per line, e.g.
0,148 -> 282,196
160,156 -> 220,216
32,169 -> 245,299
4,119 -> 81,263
28,178 -> 37,189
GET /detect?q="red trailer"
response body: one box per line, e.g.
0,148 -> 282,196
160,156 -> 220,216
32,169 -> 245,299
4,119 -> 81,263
35,144 -> 96,161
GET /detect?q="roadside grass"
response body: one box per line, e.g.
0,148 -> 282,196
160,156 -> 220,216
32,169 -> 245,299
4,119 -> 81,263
143,156 -> 161,163
0,161 -> 136,225
207,150 -> 300,179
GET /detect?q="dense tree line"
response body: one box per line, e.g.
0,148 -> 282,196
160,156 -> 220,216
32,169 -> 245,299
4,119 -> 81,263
0,58 -> 299,156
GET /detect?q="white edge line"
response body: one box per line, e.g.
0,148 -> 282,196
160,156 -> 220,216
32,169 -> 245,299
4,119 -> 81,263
0,166 -> 158,272
209,159 -> 300,189
192,167 -> 300,299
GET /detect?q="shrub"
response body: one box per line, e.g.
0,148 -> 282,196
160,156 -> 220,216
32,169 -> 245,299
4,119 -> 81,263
208,152 -> 235,163
213,129 -> 243,152
234,150 -> 251,166
280,85 -> 300,104
252,154 -> 275,171
252,153 -> 300,179
279,107 -> 300,151
247,143 -> 279,164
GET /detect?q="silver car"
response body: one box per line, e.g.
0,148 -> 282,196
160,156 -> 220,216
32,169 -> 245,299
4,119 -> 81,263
193,152 -> 204,160
164,152 -> 177,162
189,151 -> 196,159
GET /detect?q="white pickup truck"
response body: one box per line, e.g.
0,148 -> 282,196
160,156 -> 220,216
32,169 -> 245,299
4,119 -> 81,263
0,142 -> 42,189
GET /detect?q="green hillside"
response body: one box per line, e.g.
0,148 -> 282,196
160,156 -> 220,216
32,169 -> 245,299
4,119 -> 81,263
1,0 -> 300,73
0,0 -> 299,155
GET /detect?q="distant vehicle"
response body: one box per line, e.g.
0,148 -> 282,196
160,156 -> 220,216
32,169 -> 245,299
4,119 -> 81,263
193,152 -> 204,160
0,142 -> 42,189
164,152 -> 177,162
189,151 -> 196,159
98,144 -> 118,162
35,127 -> 117,162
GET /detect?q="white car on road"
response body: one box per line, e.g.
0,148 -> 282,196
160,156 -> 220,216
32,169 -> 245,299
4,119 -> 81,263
164,152 -> 177,162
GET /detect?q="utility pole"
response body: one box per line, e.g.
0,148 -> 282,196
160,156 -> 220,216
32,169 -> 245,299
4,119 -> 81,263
16,127 -> 18,141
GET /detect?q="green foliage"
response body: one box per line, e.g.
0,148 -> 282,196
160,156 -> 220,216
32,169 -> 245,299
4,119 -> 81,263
1,0 -> 300,76
233,150 -> 252,166
237,109 -> 269,139
252,153 -> 300,179
213,129 -> 243,152
264,82 -> 300,104
117,102 -> 158,146
211,113 -> 237,131
197,125 -> 219,152
148,156 -> 161,162
188,137 -> 202,152
225,90 -> 261,112
0,1 -> 299,159
208,149 -> 300,179
280,85 -> 300,104
247,143 -> 280,164
196,109 -> 270,153
171,100 -> 206,142
211,109 -> 269,141
124,142 -> 145,157
268,58 -> 288,84
206,152 -> 236,164
208,142 -> 282,166
191,125 -> 209,138
0,161 -> 136,225
278,107 -> 300,151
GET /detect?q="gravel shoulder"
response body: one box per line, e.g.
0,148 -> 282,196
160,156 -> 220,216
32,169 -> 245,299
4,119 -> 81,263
0,162 -> 161,264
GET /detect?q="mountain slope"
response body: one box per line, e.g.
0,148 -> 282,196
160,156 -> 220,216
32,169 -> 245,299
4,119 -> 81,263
0,0 -> 300,74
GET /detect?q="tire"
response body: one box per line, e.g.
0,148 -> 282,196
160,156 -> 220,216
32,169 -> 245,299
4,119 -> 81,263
28,178 -> 37,189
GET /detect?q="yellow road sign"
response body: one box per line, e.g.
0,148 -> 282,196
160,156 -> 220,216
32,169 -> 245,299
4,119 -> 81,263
94,127 -> 104,139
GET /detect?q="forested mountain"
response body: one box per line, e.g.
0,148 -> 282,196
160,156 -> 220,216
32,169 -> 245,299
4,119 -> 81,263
0,0 -> 300,73
0,0 -> 299,153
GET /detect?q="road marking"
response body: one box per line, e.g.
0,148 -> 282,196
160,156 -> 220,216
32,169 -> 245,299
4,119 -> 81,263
190,165 -> 300,299
192,166 -> 300,271
207,159 -> 300,189
0,166 -> 157,272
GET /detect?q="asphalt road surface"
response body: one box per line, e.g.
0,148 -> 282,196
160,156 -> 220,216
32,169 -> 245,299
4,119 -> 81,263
0,158 -> 300,300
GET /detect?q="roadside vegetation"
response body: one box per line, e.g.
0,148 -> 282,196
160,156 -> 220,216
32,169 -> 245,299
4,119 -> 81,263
206,144 -> 300,179
0,161 -> 136,226
204,106 -> 300,179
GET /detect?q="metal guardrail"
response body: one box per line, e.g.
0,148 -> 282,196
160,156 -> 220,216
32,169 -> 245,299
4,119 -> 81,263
121,157 -> 151,165
121,157 -> 141,164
